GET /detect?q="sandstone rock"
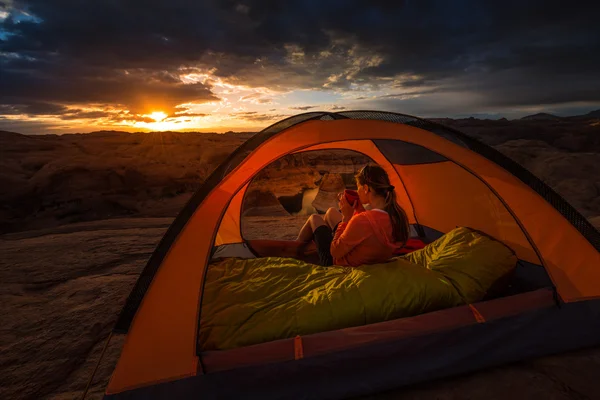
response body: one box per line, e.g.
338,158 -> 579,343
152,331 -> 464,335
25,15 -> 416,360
312,173 -> 346,213
317,173 -> 345,192
242,189 -> 289,217
0,131 -> 250,234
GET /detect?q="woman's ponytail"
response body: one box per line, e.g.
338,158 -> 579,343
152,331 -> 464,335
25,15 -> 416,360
384,186 -> 410,244
356,164 -> 410,245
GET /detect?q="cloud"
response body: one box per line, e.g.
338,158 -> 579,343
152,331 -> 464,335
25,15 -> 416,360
239,92 -> 273,104
59,110 -> 115,120
109,112 -> 156,124
0,62 -> 218,115
171,111 -> 208,118
0,102 -> 68,115
239,93 -> 262,102
0,0 -> 599,130
235,4 -> 250,14
289,105 -> 317,110
0,118 -> 66,134
377,88 -> 446,99
233,111 -> 289,122
329,105 -> 346,110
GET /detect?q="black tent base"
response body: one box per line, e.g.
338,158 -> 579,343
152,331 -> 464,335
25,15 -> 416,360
105,299 -> 600,400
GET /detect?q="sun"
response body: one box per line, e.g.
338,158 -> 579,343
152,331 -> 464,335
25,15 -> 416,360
149,111 -> 167,122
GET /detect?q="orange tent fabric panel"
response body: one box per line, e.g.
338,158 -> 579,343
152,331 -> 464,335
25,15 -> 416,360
295,140 -> 416,224
481,172 -> 600,301
396,162 -> 540,264
215,183 -> 248,246
107,187 -> 232,393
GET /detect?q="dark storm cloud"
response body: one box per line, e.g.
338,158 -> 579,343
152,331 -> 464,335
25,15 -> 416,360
0,58 -> 217,114
59,110 -> 113,120
372,71 -> 600,116
0,102 -> 68,115
1,0 -> 599,121
0,118 -> 65,134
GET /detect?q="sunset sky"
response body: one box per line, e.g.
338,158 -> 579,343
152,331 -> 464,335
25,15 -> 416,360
1,1 -> 599,134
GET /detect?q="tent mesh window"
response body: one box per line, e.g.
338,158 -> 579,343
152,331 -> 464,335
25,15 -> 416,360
262,112 -> 326,133
339,110 -> 419,124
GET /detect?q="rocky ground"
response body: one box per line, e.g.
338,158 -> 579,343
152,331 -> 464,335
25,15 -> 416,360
2,217 -> 600,400
1,116 -> 600,399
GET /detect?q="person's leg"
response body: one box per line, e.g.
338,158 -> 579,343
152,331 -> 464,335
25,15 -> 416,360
324,207 -> 343,231
296,214 -> 327,242
312,225 -> 334,266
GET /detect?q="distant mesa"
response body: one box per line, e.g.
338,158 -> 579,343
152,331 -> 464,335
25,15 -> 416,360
580,109 -> 600,119
520,109 -> 600,121
0,130 -> 27,139
84,130 -> 132,137
520,113 -> 562,121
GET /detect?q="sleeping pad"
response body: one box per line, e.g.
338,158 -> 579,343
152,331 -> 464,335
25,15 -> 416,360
199,227 -> 517,351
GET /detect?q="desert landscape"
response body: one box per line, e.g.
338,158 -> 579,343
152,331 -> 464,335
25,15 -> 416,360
2,113 -> 600,400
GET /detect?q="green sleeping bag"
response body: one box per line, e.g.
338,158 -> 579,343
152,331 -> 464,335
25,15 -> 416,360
199,227 -> 517,351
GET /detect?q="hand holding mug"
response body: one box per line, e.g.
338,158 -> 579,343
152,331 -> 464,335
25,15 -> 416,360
338,190 -> 358,222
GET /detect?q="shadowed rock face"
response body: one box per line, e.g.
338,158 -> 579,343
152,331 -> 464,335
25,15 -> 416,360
242,189 -> 289,217
0,130 -> 252,233
278,192 -> 304,214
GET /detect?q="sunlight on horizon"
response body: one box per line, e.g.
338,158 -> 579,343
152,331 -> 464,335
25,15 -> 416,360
148,111 -> 167,122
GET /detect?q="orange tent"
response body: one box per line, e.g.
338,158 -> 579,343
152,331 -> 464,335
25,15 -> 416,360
103,111 -> 600,399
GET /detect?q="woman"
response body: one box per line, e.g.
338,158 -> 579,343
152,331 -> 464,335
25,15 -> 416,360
296,164 -> 410,267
